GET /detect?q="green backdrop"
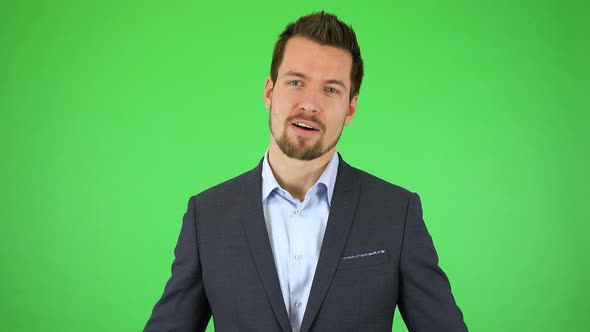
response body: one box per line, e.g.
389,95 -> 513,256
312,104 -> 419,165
1,0 -> 588,331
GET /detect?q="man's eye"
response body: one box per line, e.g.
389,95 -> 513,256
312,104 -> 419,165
289,80 -> 302,86
325,87 -> 339,94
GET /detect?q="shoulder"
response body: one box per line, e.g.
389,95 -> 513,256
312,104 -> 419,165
341,161 -> 422,225
344,162 -> 416,204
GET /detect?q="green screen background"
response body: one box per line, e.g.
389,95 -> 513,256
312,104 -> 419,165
1,0 -> 588,331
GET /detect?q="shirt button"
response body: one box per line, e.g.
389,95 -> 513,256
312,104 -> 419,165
294,209 -> 301,215
295,254 -> 302,261
295,301 -> 303,308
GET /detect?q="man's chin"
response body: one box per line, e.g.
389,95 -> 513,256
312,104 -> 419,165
271,131 -> 334,161
278,142 -> 325,161
287,146 -> 332,161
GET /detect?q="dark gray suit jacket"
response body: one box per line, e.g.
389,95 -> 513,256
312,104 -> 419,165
145,156 -> 468,331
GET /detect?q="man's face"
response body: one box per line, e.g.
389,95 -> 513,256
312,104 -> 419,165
264,36 -> 358,161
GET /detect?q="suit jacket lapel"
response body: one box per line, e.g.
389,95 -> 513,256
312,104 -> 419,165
240,162 -> 291,332
300,156 -> 360,332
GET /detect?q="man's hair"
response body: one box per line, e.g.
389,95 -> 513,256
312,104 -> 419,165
270,11 -> 364,100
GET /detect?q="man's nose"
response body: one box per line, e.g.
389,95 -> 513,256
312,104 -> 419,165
299,88 -> 320,113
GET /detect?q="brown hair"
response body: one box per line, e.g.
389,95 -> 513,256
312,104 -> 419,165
270,11 -> 364,100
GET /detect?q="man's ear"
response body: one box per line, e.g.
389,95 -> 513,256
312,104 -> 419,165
344,95 -> 358,125
264,77 -> 274,110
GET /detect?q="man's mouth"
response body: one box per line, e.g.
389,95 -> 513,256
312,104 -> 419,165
292,122 -> 319,131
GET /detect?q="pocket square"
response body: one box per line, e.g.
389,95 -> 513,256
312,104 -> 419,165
342,249 -> 386,260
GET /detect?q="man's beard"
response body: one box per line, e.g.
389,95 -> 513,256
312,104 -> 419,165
269,110 -> 344,161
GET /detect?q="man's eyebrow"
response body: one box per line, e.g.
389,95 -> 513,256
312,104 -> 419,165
283,71 -> 307,79
325,79 -> 347,89
282,71 -> 348,89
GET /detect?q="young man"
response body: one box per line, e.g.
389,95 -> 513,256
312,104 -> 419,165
145,11 -> 468,332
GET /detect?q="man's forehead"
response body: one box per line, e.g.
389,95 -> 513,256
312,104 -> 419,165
278,36 -> 353,83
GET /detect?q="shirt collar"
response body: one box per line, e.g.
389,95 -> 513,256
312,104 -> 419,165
261,150 -> 339,205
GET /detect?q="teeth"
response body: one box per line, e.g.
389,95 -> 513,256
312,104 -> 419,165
295,123 -> 315,129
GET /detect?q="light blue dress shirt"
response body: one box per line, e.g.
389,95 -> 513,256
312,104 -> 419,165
261,151 -> 339,332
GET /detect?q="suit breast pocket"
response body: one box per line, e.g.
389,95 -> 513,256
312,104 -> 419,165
338,249 -> 390,270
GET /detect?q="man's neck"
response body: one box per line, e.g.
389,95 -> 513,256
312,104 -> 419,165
267,142 -> 336,202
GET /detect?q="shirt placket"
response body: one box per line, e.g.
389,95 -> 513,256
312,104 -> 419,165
288,186 -> 319,332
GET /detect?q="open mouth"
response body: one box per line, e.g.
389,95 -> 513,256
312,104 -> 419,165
292,122 -> 319,131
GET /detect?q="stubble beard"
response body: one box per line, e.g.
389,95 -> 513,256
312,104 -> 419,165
269,108 -> 344,161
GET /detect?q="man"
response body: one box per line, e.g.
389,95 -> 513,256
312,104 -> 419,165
145,11 -> 468,332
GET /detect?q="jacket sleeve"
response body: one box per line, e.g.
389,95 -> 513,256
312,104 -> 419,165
398,193 -> 468,332
144,196 -> 211,332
